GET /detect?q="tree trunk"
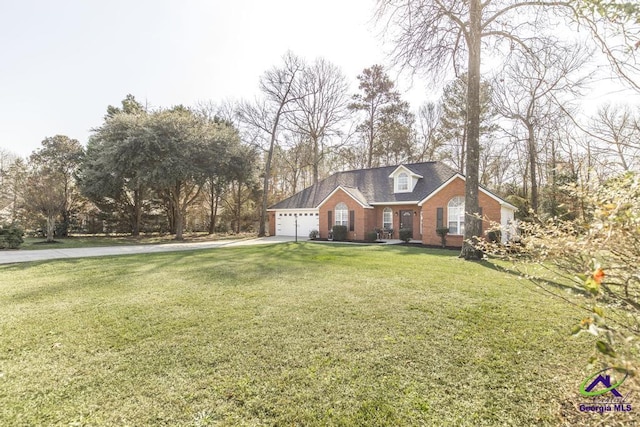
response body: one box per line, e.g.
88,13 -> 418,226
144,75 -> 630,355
175,209 -> 184,240
172,182 -> 184,240
46,215 -> 56,242
259,112 -> 282,237
527,122 -> 538,212
208,184 -> 217,235
460,0 -> 483,261
312,135 -> 320,184
132,189 -> 141,236
367,104 -> 375,168
549,138 -> 557,217
61,211 -> 70,237
236,183 -> 242,234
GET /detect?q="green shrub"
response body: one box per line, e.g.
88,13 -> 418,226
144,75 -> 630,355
308,229 -> 319,240
365,231 -> 378,242
0,226 -> 24,249
399,228 -> 412,243
436,227 -> 449,248
332,225 -> 347,241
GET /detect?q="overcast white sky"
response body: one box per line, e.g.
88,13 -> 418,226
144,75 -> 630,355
0,0 -> 637,159
1,0 -> 407,158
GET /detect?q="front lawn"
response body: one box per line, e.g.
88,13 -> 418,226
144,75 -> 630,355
0,243 -> 597,425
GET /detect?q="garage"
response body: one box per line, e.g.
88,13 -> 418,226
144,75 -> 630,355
275,210 -> 319,237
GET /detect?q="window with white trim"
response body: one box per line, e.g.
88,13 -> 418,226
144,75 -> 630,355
383,208 -> 392,229
397,173 -> 409,191
335,203 -> 348,226
448,196 -> 465,235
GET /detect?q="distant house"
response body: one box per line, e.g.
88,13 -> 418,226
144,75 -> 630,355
268,161 -> 517,246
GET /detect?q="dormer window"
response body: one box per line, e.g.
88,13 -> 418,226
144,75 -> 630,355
397,173 -> 409,191
390,165 -> 423,193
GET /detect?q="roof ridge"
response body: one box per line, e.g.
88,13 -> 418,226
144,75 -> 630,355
331,161 -> 438,175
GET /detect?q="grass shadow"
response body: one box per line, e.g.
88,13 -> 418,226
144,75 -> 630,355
478,258 -> 591,298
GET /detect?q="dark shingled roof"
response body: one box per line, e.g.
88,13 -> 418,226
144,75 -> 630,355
269,162 -> 459,210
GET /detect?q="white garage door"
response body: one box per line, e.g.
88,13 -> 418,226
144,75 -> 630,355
276,211 -> 319,237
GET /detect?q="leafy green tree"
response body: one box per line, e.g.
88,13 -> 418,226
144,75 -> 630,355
437,74 -> 496,174
80,98 -> 152,236
105,93 -> 146,119
29,135 -> 84,236
23,165 -> 66,242
349,65 -> 413,168
438,73 -> 497,173
145,107 -> 210,240
83,96 -> 242,239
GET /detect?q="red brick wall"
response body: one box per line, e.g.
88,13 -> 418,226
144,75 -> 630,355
372,205 -> 421,239
318,189 -> 374,240
268,212 -> 276,236
420,177 -> 502,246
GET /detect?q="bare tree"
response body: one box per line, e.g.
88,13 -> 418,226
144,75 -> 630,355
574,3 -> 640,92
588,104 -> 640,173
0,151 -> 24,225
414,102 -> 443,161
237,52 -> 305,237
287,58 -> 350,184
376,0 -> 594,259
493,42 -> 591,212
0,149 -> 18,213
0,149 -> 17,188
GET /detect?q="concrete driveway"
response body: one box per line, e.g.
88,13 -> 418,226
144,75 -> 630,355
0,236 -> 297,265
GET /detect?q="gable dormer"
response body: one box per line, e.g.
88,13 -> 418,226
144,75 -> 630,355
389,165 -> 423,193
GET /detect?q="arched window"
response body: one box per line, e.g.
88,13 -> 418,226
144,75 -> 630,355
383,207 -> 393,230
397,172 -> 409,191
448,196 -> 465,235
335,202 -> 348,226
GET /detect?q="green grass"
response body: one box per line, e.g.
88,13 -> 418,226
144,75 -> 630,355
19,233 -> 249,250
0,243 -> 596,426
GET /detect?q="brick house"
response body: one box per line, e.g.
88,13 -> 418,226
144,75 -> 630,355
268,162 -> 517,246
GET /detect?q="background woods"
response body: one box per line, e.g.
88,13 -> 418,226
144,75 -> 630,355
1,2 -> 639,241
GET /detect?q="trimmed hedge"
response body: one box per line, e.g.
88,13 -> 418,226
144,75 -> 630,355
332,225 -> 347,241
365,231 -> 378,242
399,228 -> 412,243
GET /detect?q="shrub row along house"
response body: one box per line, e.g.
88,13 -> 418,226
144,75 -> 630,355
268,162 -> 517,246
